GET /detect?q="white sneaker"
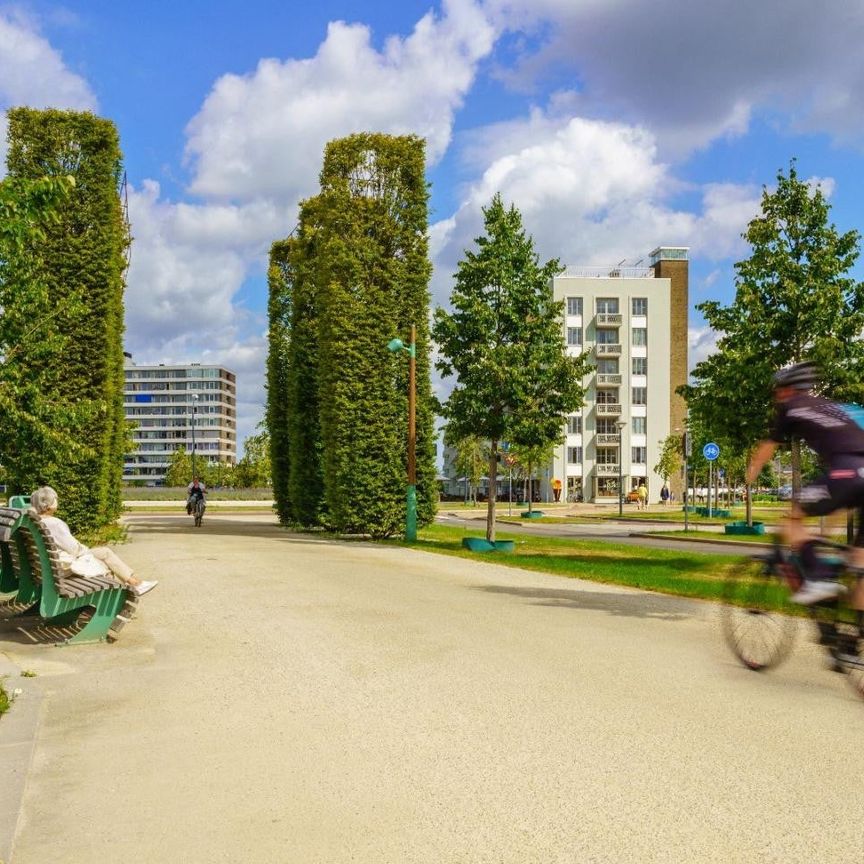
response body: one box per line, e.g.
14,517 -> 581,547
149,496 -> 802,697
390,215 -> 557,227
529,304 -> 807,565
133,580 -> 159,597
791,580 -> 846,605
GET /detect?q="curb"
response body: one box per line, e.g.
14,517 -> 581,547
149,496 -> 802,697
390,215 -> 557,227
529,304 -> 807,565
628,531 -> 768,551
0,652 -> 44,864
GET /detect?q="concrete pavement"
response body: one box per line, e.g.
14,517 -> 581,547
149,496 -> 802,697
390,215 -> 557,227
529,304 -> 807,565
1,512 -> 863,863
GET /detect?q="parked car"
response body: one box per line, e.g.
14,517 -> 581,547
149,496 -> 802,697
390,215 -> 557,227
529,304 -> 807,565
777,485 -> 793,500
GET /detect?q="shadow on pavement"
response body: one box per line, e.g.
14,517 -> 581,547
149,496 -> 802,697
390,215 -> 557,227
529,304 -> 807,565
478,584 -> 696,621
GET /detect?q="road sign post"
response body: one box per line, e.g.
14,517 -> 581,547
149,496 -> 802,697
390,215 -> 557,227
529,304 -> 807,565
703,442 -> 720,519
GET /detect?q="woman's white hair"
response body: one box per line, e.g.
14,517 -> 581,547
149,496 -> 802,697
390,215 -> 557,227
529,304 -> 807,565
29,486 -> 59,517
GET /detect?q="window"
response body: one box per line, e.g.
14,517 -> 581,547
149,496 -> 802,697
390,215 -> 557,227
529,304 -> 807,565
632,357 -> 647,375
597,418 -> 619,435
567,297 -> 583,316
596,477 -> 619,496
632,387 -> 647,405
597,298 -> 619,314
596,328 -> 619,344
632,298 -> 648,316
632,328 -> 647,346
596,389 -> 618,405
632,446 -> 647,464
567,327 -> 583,347
567,446 -> 583,464
632,417 -> 646,435
597,358 -> 619,374
567,415 -> 582,434
595,449 -> 618,465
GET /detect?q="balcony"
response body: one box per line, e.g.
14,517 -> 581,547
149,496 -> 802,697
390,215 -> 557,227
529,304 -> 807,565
596,313 -> 623,325
595,344 -> 622,356
596,433 -> 620,445
595,403 -> 622,416
596,373 -> 622,385
595,464 -> 620,477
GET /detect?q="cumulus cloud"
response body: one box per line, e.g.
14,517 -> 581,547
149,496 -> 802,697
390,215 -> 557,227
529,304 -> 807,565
184,0 -> 495,201
689,327 -> 719,370
431,112 -> 762,306
0,10 -> 97,168
483,0 -> 864,154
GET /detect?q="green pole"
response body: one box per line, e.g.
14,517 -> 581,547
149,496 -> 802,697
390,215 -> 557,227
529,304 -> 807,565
406,324 -> 417,541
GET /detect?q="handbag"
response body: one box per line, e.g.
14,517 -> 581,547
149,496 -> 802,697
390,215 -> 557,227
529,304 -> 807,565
69,552 -> 110,578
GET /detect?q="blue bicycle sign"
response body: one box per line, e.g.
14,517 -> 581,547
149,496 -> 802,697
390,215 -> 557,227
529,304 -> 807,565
703,442 -> 720,461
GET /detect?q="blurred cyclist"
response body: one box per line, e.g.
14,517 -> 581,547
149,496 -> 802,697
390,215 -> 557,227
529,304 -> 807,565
746,362 -> 864,604
186,476 -> 207,515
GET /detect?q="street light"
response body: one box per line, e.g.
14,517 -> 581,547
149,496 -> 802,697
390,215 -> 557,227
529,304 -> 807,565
190,392 -> 199,478
387,324 -> 417,542
617,419 -> 627,517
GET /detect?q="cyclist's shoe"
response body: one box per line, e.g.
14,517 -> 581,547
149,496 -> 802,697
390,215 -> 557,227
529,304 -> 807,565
791,580 -> 847,605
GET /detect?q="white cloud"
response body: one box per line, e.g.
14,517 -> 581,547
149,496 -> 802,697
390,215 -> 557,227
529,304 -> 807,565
689,326 -> 719,370
0,10 -> 97,169
431,112 -> 761,307
184,0 -> 495,201
483,0 -> 864,154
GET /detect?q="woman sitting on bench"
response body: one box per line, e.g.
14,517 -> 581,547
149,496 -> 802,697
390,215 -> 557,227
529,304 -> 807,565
28,486 -> 158,597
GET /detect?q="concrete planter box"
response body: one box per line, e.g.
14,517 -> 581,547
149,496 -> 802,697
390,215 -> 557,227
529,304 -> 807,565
724,521 -> 765,536
461,538 -> 516,553
520,510 -> 544,519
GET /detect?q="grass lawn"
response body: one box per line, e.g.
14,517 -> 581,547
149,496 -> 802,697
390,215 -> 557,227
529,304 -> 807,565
397,522 -> 745,605
649,529 -> 774,544
0,678 -> 10,718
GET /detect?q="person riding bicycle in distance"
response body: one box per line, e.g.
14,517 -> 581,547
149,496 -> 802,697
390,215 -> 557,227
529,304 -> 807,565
747,362 -> 864,605
186,476 -> 207,515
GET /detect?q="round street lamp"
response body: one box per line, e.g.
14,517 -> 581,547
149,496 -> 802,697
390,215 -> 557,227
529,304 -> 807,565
617,419 -> 627,517
387,325 -> 417,542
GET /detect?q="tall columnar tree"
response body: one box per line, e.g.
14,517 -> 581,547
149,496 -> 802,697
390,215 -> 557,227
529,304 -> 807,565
314,133 -> 436,537
683,161 -> 864,522
4,109 -> 129,531
433,194 -> 592,542
266,239 -> 295,523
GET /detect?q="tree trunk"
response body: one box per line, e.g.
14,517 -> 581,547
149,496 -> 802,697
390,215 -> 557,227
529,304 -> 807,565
791,440 -> 801,496
486,442 -> 498,542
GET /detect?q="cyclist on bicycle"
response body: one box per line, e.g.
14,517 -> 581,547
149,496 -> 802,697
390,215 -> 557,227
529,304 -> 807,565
186,476 -> 207,515
746,362 -> 864,604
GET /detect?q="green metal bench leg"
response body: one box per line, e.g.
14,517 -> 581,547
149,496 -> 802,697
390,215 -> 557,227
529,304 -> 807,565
45,608 -> 85,627
63,591 -> 126,644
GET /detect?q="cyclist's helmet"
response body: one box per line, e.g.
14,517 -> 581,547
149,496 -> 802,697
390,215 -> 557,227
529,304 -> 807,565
772,361 -> 818,391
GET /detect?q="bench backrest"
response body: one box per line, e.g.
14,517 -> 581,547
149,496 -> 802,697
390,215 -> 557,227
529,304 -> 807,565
0,507 -> 22,593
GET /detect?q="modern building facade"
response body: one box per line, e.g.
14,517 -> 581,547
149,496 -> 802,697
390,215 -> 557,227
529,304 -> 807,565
123,359 -> 237,485
551,247 -> 689,504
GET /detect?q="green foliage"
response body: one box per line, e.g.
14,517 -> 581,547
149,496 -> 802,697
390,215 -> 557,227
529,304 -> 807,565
164,448 -> 192,487
266,240 -> 295,522
433,194 -> 591,539
445,431 -> 488,502
2,109 -> 129,533
654,434 -> 683,483
272,133 -> 437,537
235,428 -> 271,488
0,677 -> 10,716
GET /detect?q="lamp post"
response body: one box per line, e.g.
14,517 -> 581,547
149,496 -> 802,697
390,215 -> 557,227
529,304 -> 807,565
190,392 -> 199,478
387,324 -> 417,542
617,419 -> 627,517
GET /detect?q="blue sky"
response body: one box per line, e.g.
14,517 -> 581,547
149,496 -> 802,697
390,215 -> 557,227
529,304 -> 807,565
2,0 -> 864,450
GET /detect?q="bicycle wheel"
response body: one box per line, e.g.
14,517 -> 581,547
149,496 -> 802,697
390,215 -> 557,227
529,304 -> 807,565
721,557 -> 798,670
194,504 -> 203,527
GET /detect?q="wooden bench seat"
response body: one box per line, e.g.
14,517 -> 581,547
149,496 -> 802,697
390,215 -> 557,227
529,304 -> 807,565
0,506 -> 39,614
11,512 -> 139,644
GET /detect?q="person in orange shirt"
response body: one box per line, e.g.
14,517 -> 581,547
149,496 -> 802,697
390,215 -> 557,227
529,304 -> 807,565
552,478 -> 562,502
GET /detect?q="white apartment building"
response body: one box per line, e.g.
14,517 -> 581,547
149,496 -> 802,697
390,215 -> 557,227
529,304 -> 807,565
551,248 -> 689,504
123,359 -> 238,485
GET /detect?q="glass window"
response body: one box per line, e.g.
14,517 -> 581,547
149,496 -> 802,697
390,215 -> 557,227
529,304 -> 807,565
632,328 -> 647,346
596,389 -> 618,405
567,297 -> 583,316
595,449 -> 618,465
597,418 -> 619,435
597,298 -> 619,314
567,327 -> 583,347
632,357 -> 647,375
567,415 -> 582,434
567,446 -> 583,464
597,477 -> 619,496
596,328 -> 618,344
632,298 -> 648,316
632,387 -> 647,405
597,358 -> 619,374
632,446 -> 647,464
632,417 -> 646,435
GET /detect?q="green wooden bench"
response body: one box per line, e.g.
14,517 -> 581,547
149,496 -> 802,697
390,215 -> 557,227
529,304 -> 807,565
0,505 -> 40,614
13,511 -> 138,644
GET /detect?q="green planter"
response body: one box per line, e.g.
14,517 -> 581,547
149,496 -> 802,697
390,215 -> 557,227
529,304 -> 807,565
461,538 -> 516,553
520,510 -> 544,519
724,521 -> 765,536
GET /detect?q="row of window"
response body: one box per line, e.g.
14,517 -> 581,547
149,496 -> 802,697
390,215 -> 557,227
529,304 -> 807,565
567,297 -> 648,316
567,416 -> 649,435
566,447 -> 648,465
567,327 -> 647,347
125,368 -> 227,380
125,381 -> 233,393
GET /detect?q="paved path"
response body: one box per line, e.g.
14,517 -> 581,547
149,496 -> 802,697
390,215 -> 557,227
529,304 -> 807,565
1,513 -> 863,863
